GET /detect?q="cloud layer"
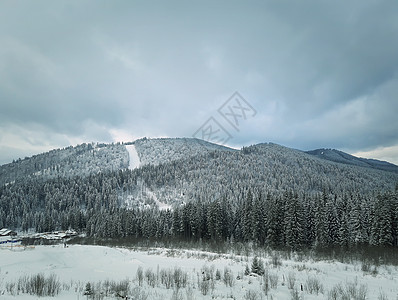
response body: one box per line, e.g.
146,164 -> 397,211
1,1 -> 398,164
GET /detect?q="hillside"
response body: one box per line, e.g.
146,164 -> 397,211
0,138 -> 233,186
0,139 -> 397,201
306,148 -> 398,173
132,137 -> 234,166
0,143 -> 128,186
1,138 -> 398,248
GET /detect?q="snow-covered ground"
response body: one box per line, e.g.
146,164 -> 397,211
126,144 -> 140,170
1,245 -> 397,299
145,189 -> 172,211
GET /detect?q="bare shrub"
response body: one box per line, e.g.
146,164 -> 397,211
287,271 -> 296,289
30,273 -> 46,296
327,280 -> 367,300
215,269 -> 221,280
378,290 -> 389,300
356,284 -> 368,300
144,268 -> 156,287
290,287 -> 300,300
45,274 -> 61,297
361,260 -> 371,272
130,286 -> 148,300
199,279 -> 210,295
269,272 -> 278,289
171,288 -> 184,300
136,266 -> 144,286
185,284 -> 195,300
160,269 -> 173,289
111,279 -> 129,298
223,267 -> 234,287
244,289 -> 259,300
173,267 -> 188,289
327,283 -> 341,300
305,276 -> 323,295
6,282 -> 16,296
272,252 -> 282,268
16,273 -> 60,297
262,269 -> 269,295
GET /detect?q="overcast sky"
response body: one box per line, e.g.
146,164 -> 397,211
1,1 -> 398,165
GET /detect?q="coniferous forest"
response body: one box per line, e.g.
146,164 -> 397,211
1,139 -> 397,252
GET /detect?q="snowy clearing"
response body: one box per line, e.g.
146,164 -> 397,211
145,189 -> 172,211
126,144 -> 141,170
0,245 -> 397,299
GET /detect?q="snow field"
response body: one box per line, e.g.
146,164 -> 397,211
0,245 -> 397,299
126,144 -> 141,170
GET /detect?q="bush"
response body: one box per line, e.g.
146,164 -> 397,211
272,252 -> 282,268
244,264 -> 250,275
199,279 -> 210,295
223,267 -> 234,287
130,286 -> 148,300
111,279 -> 129,298
378,290 -> 388,300
160,269 -> 173,289
215,269 -> 221,280
137,266 -> 144,286
244,289 -> 259,300
327,280 -> 367,300
144,269 -> 156,287
287,271 -> 296,289
251,256 -> 265,275
173,267 -> 188,289
290,287 -> 300,300
269,272 -> 278,289
14,273 -> 60,297
361,260 -> 371,272
262,269 -> 269,295
305,276 -> 323,295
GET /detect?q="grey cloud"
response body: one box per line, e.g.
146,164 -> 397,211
0,0 -> 397,164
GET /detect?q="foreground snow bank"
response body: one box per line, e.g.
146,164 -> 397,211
1,245 -> 397,299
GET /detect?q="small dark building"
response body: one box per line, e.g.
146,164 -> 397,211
0,228 -> 17,237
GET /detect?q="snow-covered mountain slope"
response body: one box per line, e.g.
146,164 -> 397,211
1,138 -> 397,199
1,138 -> 398,237
0,138 -> 233,186
132,137 -> 234,166
150,142 -> 398,203
0,143 -> 129,186
306,148 -> 398,173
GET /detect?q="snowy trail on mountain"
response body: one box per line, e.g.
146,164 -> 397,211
126,144 -> 140,170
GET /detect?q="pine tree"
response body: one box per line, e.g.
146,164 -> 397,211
251,256 -> 259,274
244,264 -> 250,276
284,192 -> 304,250
84,282 -> 93,299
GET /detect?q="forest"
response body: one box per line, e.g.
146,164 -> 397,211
1,139 -> 398,255
1,166 -> 397,251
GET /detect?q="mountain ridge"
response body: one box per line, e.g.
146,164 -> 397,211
306,148 -> 398,173
0,138 -> 397,187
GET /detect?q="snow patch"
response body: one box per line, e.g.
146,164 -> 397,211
126,144 -> 140,170
146,189 -> 172,211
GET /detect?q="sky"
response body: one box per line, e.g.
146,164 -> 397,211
1,1 -> 398,165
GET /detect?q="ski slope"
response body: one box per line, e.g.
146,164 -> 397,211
125,144 -> 140,170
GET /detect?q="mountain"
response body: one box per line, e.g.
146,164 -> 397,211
0,138 -> 233,186
0,139 -> 397,195
305,148 -> 398,173
1,138 -> 398,248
